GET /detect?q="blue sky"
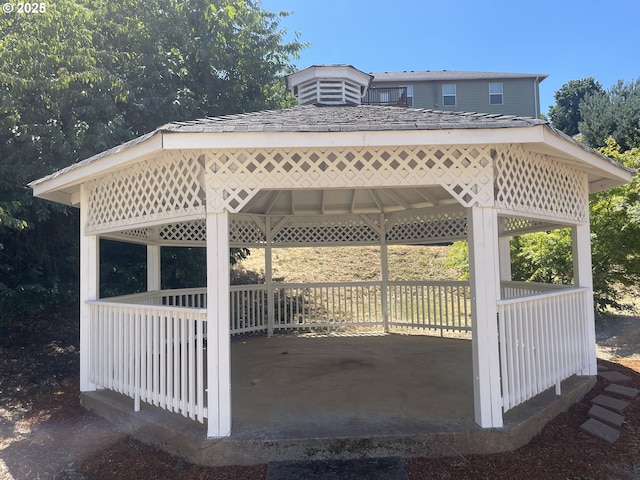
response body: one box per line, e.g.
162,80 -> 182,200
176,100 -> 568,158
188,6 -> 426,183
261,0 -> 639,116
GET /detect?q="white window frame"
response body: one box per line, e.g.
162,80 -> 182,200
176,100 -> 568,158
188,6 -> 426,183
442,84 -> 456,106
489,83 -> 503,105
402,85 -> 414,107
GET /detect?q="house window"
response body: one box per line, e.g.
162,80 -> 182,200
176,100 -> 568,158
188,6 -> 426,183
442,84 -> 456,106
489,83 -> 503,105
403,85 -> 414,107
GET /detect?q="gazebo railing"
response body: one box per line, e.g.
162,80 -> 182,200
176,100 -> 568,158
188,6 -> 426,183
272,281 -> 384,330
497,287 -> 590,412
90,281 -> 592,421
501,280 -> 573,299
230,280 -> 472,334
88,301 -> 208,424
387,280 -> 471,334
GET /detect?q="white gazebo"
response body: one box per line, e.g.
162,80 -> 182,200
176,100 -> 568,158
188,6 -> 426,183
30,65 -> 633,440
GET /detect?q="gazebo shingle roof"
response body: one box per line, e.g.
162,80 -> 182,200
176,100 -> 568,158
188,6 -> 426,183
163,104 -> 545,133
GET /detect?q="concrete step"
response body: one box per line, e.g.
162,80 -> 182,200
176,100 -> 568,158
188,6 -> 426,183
588,404 -> 624,428
604,384 -> 639,400
599,371 -> 632,384
597,363 -> 611,372
580,418 -> 620,444
591,394 -> 630,414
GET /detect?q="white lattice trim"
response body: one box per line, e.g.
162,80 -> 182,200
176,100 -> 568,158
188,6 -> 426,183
495,145 -> 588,222
229,216 -> 266,245
270,215 -> 382,246
85,151 -> 206,234
205,145 -> 495,213
160,221 -> 207,243
499,216 -> 563,236
386,207 -> 468,244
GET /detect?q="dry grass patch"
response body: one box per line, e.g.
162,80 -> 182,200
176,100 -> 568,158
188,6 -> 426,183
233,245 -> 459,283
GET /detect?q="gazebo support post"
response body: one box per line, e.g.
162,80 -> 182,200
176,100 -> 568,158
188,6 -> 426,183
147,241 -> 161,292
498,231 -> 512,286
79,185 -> 99,392
573,222 -> 597,376
380,213 -> 389,333
468,205 -> 503,428
266,216 -> 274,336
206,211 -> 232,438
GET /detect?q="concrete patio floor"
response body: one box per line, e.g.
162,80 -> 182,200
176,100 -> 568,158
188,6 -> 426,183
81,333 -> 595,466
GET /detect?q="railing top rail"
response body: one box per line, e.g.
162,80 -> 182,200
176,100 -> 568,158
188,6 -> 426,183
99,287 -> 207,303
231,280 -> 470,291
388,280 -> 470,287
497,286 -> 588,306
501,281 -> 573,290
87,300 -> 208,316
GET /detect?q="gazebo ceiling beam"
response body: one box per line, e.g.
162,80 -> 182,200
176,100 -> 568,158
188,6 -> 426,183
414,188 -> 440,207
381,189 -> 413,211
350,190 -> 358,215
264,191 -> 282,215
321,190 -> 326,215
368,189 -> 385,212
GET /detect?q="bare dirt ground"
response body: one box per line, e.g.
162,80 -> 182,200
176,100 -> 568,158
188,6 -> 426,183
1,314 -> 639,480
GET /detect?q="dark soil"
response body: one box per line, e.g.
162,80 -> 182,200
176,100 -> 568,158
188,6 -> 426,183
1,317 -> 639,480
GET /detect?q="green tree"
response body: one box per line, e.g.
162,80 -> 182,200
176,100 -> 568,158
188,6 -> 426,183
579,78 -> 640,150
589,139 -> 640,312
0,0 -> 304,325
548,78 -> 603,137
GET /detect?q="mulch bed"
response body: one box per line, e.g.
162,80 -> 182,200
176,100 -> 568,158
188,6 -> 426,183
1,321 -> 639,479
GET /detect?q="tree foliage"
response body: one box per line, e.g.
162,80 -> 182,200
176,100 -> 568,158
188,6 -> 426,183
548,78 -> 603,137
0,0 -> 304,325
579,78 -> 640,150
589,139 -> 640,311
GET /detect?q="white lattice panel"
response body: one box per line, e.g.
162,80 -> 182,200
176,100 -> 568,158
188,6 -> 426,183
205,146 -> 495,213
112,228 -> 153,241
501,217 -> 557,236
271,216 -> 381,246
160,220 -> 207,243
229,216 -> 266,245
387,208 -> 468,243
86,151 -> 206,233
495,145 -> 588,222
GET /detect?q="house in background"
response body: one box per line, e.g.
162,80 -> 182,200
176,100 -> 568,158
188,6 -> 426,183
364,70 -> 547,118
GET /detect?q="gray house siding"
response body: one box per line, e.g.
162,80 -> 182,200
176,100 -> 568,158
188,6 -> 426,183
370,73 -> 544,119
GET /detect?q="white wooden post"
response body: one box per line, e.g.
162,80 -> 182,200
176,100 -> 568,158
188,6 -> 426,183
468,206 -> 503,428
79,184 -> 99,392
206,211 -> 232,437
266,216 -> 274,336
498,237 -> 512,284
573,222 -> 597,376
380,214 -> 389,332
147,244 -> 161,292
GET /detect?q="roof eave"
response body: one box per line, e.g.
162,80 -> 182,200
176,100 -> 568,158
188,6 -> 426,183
539,125 -> 634,191
29,132 -> 164,205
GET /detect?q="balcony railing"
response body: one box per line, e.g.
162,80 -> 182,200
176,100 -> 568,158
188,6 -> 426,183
361,87 -> 409,107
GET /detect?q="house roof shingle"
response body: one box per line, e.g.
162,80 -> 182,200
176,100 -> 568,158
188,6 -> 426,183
161,104 -> 545,133
370,70 -> 549,83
